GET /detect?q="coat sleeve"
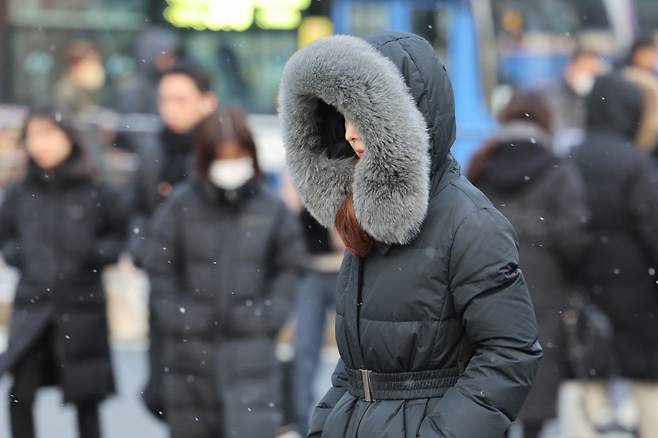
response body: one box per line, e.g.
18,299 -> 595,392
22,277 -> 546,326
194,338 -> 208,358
89,184 -> 129,267
143,197 -> 197,335
229,203 -> 305,336
127,151 -> 153,267
307,358 -> 349,437
127,138 -> 165,267
546,163 -> 592,274
0,185 -> 22,268
626,156 -> 658,267
421,207 -> 542,438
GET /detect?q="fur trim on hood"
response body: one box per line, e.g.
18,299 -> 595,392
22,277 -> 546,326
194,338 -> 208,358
278,35 -> 432,245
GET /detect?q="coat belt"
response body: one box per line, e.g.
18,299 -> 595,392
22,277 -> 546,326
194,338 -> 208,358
345,366 -> 461,401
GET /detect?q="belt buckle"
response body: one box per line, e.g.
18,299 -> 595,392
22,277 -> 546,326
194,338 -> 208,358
359,369 -> 374,402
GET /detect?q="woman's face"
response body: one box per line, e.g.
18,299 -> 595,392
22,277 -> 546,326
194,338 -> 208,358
25,117 -> 74,169
345,119 -> 365,158
215,141 -> 250,161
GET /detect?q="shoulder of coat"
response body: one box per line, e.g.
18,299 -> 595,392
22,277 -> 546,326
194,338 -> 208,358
434,176 -> 493,215
0,181 -> 27,209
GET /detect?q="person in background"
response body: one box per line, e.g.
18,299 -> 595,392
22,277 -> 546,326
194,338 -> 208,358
549,48 -> 605,154
0,106 -> 127,438
570,74 -> 658,438
468,90 -> 591,438
132,61 -> 217,420
115,26 -> 181,115
624,36 -> 658,74
143,108 -> 304,438
55,41 -> 107,117
622,63 -> 658,171
291,208 -> 343,435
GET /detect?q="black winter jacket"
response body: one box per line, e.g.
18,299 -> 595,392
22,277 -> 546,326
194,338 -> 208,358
143,178 -> 304,438
572,74 -> 658,379
279,32 -> 542,438
470,122 -> 591,422
128,126 -> 196,417
0,156 -> 127,403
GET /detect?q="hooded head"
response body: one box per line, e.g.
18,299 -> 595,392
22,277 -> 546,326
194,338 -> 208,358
20,105 -> 94,183
279,32 -> 456,245
135,26 -> 181,75
586,73 -> 643,141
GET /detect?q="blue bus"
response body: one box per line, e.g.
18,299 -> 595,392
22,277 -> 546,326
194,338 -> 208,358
329,0 -> 643,167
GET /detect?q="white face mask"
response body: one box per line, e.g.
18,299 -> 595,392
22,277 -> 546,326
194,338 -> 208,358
208,157 -> 255,190
571,73 -> 595,97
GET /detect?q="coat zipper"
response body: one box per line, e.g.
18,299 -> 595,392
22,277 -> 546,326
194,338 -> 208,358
354,255 -> 373,438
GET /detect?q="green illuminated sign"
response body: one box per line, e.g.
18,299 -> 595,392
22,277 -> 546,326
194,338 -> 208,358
164,0 -> 312,31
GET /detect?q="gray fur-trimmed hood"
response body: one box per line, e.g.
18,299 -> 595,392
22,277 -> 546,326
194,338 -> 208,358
278,32 -> 456,245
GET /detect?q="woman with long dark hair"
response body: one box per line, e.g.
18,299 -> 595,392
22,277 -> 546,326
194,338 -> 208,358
0,106 -> 127,438
143,108 -> 304,438
279,32 -> 542,438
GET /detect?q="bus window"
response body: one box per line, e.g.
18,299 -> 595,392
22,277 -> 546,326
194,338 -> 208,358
185,31 -> 297,113
485,0 -> 616,91
347,4 -> 389,38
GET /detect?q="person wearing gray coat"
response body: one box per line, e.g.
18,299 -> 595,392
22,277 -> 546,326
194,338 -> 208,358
279,32 -> 542,438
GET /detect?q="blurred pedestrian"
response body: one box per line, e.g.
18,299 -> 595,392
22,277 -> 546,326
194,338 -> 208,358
570,74 -> 658,437
291,209 -> 343,435
143,108 -> 304,438
55,41 -> 107,117
133,61 -> 217,420
549,48 -> 605,154
279,32 -> 541,438
115,26 -> 181,115
622,65 -> 658,176
469,90 -> 591,438
0,106 -> 127,438
624,36 -> 657,74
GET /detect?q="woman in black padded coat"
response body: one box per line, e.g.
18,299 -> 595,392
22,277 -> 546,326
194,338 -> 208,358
279,32 -> 542,438
0,106 -> 127,438
143,109 -> 304,438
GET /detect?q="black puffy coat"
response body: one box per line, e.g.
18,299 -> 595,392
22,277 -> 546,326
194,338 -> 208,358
0,156 -> 126,403
279,32 -> 541,438
572,74 -> 658,379
130,127 -> 196,252
128,126 -> 195,416
143,178 -> 304,438
470,122 -> 591,423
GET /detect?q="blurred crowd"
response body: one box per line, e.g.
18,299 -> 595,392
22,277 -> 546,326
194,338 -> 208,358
469,35 -> 658,438
0,32 -> 341,438
0,27 -> 657,438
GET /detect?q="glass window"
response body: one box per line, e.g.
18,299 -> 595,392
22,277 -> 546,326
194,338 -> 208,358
7,0 -> 147,104
488,0 -> 613,89
9,28 -> 139,104
348,4 -> 389,37
9,0 -> 146,29
636,0 -> 658,35
183,30 -> 298,113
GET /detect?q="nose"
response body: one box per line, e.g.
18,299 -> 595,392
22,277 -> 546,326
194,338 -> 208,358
345,122 -> 358,143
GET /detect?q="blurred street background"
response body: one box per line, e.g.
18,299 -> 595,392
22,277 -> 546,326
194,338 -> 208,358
1,1 -> 658,437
